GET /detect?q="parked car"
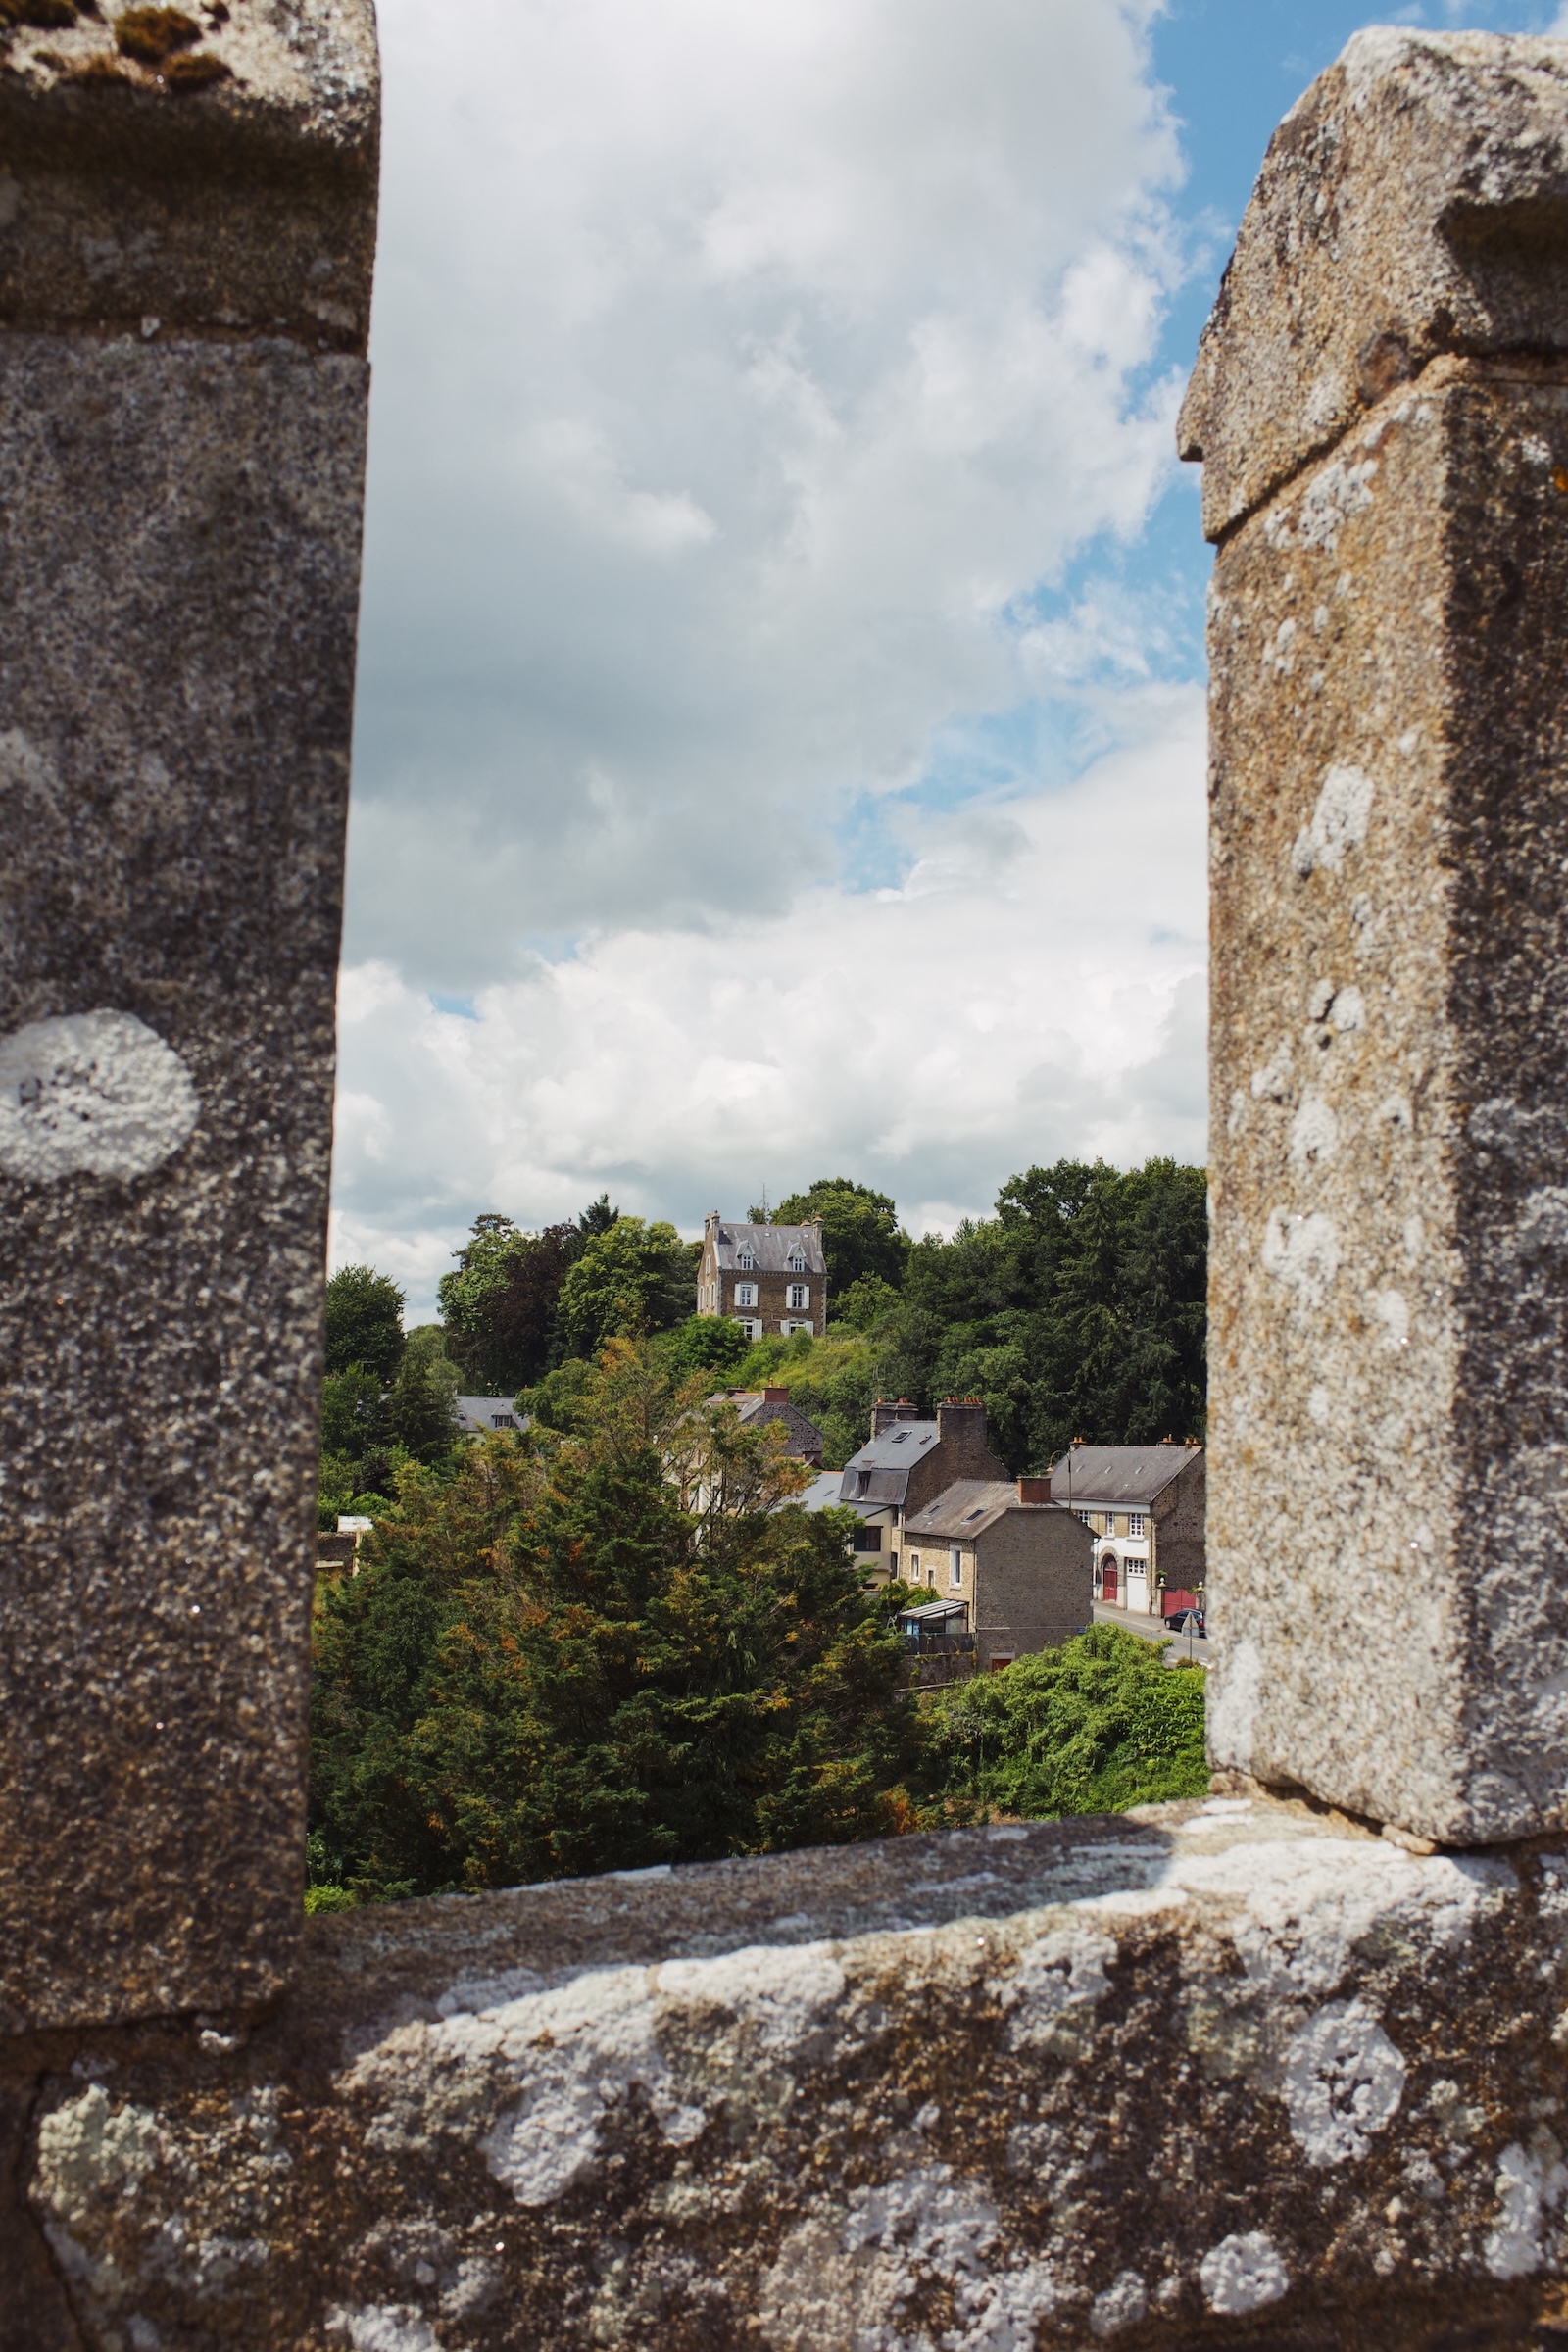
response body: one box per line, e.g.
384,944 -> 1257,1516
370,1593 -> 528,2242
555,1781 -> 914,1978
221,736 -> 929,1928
1164,1607 -> 1205,1637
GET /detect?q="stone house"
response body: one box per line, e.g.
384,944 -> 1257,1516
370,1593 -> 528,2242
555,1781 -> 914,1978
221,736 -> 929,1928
899,1478 -> 1094,1668
822,1397 -> 1009,1582
1048,1443 -> 1205,1621
711,1386 -> 823,1468
696,1213 -> 827,1340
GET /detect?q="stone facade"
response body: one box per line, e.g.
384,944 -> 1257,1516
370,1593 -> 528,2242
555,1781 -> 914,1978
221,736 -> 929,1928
834,1399 -> 1010,1583
1188,29 -> 1568,1845
0,3 -> 378,2030
696,1214 -> 827,1339
901,1480 -> 1093,1665
1051,1445 -> 1205,1618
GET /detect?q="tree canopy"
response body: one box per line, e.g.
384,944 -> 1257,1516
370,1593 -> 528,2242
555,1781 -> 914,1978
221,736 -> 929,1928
323,1263 -> 406,1382
873,1156 -> 1207,1469
770,1176 -> 910,1295
309,1342 -> 921,1897
556,1215 -> 694,1356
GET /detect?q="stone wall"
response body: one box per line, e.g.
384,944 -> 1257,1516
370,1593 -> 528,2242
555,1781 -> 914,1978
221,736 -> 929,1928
10,24 -> 1568,2352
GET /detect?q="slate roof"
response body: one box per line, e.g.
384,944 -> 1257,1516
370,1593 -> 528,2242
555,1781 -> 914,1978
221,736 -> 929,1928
708,1391 -> 823,1461
1048,1445 -> 1200,1508
903,1479 -> 1030,1544
709,1220 -> 827,1276
456,1396 -> 525,1436
838,1418 -> 940,1506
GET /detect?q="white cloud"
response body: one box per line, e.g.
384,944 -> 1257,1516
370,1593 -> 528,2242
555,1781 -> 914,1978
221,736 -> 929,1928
334,0 -> 1209,1304
350,0 -> 1189,976
331,691 -> 1206,1318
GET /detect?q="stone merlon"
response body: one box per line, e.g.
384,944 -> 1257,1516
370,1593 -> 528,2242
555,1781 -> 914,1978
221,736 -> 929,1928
1179,30 -> 1568,539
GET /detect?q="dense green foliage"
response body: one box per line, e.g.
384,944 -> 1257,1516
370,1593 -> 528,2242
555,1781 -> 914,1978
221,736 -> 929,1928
769,1177 -> 910,1294
556,1215 -> 695,1355
915,1624 -> 1208,1818
309,1344 -> 922,1899
317,1326 -> 465,1527
324,1264 -> 407,1383
437,1198 -> 619,1392
873,1157 -> 1207,1469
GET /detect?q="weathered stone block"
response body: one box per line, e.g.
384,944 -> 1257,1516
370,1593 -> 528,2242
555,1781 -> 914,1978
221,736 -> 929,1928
9,1803 -> 1568,2348
0,3 -> 377,2030
1195,33 -> 1568,1842
1181,31 -> 1568,540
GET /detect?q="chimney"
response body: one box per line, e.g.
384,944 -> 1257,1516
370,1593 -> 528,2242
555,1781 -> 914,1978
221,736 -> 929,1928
869,1397 -> 923,1437
762,1387 -> 788,1403
1016,1476 -> 1053,1505
937,1396 -> 989,1454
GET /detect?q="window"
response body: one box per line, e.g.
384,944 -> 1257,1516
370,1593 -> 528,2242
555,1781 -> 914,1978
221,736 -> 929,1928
736,1317 -> 761,1341
1077,1510 -> 1093,1528
782,1319 -> 812,1336
737,1246 -> 755,1269
908,1552 -> 920,1576
853,1525 -> 882,1552
950,1547 -> 962,1588
788,1247 -> 807,1272
490,1412 -> 516,1429
1129,1513 -> 1145,1538
1102,1513 -> 1118,1538
735,1281 -> 757,1307
787,1283 -> 809,1310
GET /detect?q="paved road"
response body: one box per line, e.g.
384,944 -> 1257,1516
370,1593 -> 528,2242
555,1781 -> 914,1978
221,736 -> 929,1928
1092,1597 -> 1210,1668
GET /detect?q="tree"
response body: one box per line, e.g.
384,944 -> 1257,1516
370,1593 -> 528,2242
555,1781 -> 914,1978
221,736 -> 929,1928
309,1341 -> 921,1895
323,1264 -> 406,1381
914,1623 -> 1207,1819
438,1214 -> 581,1393
875,1158 -> 1207,1471
556,1216 -> 694,1355
656,1313 -> 752,1381
383,1328 -> 462,1464
771,1178 -> 910,1294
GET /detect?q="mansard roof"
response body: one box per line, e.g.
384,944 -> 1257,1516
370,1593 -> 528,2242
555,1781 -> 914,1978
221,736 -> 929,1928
709,1219 -> 826,1276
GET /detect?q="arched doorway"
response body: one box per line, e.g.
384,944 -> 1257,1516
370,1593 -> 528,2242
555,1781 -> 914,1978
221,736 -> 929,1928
1100,1550 -> 1118,1605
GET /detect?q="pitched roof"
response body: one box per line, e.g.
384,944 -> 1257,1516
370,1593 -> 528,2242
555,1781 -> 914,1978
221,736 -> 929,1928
709,1220 -> 827,1276
838,1418 -> 939,1505
796,1468 -> 880,1518
456,1396 -> 525,1435
1048,1445 -> 1200,1507
903,1479 -> 1031,1543
709,1391 -> 823,1458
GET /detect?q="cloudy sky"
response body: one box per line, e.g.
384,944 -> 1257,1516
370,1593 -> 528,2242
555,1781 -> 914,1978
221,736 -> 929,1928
335,0 -> 1568,1318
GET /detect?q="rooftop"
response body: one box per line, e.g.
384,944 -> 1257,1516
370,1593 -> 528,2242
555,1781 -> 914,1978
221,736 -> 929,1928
705,1218 -> 827,1276
1049,1444 -> 1200,1508
455,1396 -> 525,1436
903,1478 -> 1062,1543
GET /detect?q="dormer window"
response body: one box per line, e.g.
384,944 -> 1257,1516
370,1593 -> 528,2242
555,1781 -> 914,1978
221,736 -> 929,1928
737,1247 -> 755,1269
787,1247 -> 807,1272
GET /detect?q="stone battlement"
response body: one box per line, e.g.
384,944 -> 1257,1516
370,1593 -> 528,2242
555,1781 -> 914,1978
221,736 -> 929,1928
9,23 -> 1568,2350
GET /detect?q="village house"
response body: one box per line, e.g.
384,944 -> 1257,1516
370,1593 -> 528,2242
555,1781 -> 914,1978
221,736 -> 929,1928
695,1212 -> 827,1340
1048,1442 -> 1205,1621
899,1478 -> 1093,1670
710,1386 -> 823,1468
455,1395 -> 523,1436
814,1397 -> 1009,1581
